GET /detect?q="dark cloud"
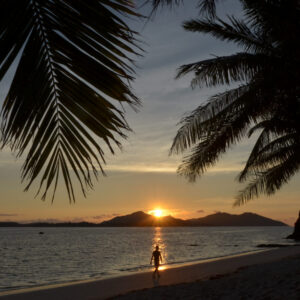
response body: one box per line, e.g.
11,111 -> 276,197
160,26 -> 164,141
20,218 -> 62,224
197,210 -> 205,213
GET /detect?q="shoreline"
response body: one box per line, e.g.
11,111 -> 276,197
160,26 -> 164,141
115,247 -> 300,300
0,248 -> 271,293
1,246 -> 300,300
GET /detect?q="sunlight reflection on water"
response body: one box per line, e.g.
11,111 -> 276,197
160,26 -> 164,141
152,227 -> 167,263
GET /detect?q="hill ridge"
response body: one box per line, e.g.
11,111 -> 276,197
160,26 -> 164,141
0,211 -> 287,227
98,211 -> 287,227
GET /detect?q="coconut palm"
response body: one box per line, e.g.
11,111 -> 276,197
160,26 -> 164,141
0,0 -> 141,202
160,0 -> 300,204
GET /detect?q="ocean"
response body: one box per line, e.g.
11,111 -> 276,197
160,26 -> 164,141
0,226 -> 293,292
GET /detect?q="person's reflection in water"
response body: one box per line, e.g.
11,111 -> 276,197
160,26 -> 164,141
150,245 -> 162,279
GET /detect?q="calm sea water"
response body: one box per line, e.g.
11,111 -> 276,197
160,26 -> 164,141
0,226 -> 293,292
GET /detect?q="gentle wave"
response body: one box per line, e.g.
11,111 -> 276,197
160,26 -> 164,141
117,248 -> 264,273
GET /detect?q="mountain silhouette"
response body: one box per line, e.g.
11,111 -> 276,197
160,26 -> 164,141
98,211 -> 287,227
99,211 -> 185,227
184,212 -> 286,226
0,211 -> 287,227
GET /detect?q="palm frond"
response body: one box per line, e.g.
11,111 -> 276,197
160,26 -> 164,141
145,0 -> 218,18
197,0 -> 218,18
238,119 -> 298,182
170,85 -> 250,154
173,87 -> 261,180
235,149 -> 300,206
176,53 -> 262,87
0,0 -> 141,202
144,0 -> 183,18
242,0 -> 300,42
183,16 -> 271,53
146,0 -> 183,9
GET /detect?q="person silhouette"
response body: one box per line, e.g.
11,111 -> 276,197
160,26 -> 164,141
150,245 -> 162,277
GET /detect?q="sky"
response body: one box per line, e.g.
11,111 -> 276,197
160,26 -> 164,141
0,0 -> 299,226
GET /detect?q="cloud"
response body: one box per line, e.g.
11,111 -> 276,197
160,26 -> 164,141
20,218 -> 63,224
197,210 -> 205,213
107,165 -> 176,173
0,213 -> 18,217
92,213 -> 119,220
96,1 -> 245,180
6,215 -> 121,224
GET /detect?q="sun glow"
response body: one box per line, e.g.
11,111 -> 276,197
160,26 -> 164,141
149,209 -> 164,218
154,209 -> 163,217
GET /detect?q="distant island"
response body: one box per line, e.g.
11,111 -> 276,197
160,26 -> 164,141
0,211 -> 287,227
98,211 -> 287,227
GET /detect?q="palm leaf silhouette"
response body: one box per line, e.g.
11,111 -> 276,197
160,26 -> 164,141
0,0 -> 141,202
145,0 -> 218,18
169,0 -> 300,204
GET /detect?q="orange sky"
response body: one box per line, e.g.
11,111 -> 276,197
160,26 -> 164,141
0,1 -> 299,226
0,159 -> 299,226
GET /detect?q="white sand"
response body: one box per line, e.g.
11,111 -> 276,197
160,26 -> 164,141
0,246 -> 299,300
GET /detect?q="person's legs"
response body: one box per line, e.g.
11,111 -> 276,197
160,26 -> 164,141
152,265 -> 157,277
154,265 -> 160,277
152,268 -> 156,277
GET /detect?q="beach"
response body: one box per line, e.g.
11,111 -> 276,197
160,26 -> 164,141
114,248 -> 300,300
0,245 -> 299,300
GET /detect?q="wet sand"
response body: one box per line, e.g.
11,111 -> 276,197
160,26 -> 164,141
0,246 -> 299,300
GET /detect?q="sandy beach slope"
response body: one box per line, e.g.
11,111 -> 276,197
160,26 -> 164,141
0,246 -> 299,300
115,249 -> 300,300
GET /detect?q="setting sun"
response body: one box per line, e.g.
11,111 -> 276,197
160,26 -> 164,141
154,209 -> 162,217
149,209 -> 164,218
